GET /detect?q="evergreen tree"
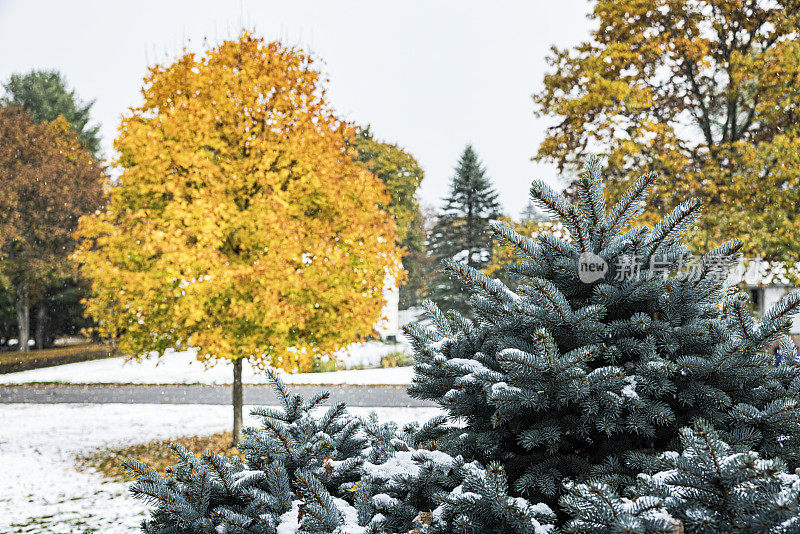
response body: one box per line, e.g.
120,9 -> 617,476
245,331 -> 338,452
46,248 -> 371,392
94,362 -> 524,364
125,370 -> 556,533
428,145 -> 502,315
406,156 -> 800,510
562,421 -> 800,533
124,370 -> 373,533
520,200 -> 547,223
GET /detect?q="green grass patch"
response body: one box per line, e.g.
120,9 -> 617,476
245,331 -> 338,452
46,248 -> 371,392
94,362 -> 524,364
312,348 -> 413,371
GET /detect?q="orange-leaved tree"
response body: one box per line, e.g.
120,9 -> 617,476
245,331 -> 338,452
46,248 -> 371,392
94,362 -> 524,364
0,107 -> 104,351
534,0 -> 800,259
74,33 -> 402,443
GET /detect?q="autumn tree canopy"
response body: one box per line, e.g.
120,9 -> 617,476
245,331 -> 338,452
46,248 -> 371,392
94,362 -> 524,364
0,107 -> 104,350
2,69 -> 104,349
534,0 -> 800,260
2,70 -> 102,158
75,33 -> 401,374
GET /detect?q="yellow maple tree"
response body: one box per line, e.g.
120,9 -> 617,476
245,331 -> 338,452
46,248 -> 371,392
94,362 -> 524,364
74,33 -> 402,441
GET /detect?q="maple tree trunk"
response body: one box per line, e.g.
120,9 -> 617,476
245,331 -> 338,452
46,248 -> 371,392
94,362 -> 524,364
232,358 -> 243,446
15,282 -> 30,352
35,300 -> 47,350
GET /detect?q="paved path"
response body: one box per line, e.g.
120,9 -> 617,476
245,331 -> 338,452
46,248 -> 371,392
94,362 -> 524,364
0,384 -> 434,407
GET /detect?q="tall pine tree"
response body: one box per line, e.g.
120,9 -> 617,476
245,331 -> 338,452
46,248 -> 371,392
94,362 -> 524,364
428,145 -> 501,315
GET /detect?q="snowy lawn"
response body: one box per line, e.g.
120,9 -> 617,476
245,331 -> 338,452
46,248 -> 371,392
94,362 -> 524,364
0,344 -> 414,386
0,403 -> 441,533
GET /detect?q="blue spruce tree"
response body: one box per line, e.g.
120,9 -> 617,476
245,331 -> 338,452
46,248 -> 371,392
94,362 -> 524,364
123,369 -> 403,533
122,369 -> 556,533
405,156 -> 800,508
561,421 -> 800,533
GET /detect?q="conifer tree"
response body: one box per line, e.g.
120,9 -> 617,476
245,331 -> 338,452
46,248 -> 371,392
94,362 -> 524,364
124,370 -> 556,533
562,421 -> 800,533
428,145 -> 501,315
406,155 -> 800,509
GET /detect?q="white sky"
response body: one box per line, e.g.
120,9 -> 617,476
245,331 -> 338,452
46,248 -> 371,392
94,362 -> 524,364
0,0 -> 592,218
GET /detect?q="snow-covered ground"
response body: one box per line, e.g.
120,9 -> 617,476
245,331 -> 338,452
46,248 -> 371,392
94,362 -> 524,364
0,344 -> 414,386
0,403 -> 442,533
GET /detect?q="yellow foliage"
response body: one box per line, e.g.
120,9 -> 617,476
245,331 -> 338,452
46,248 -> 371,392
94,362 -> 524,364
534,1 -> 800,260
75,33 -> 402,372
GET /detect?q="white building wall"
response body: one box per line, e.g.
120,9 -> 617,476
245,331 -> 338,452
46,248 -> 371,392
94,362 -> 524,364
726,258 -> 800,335
374,275 -> 400,340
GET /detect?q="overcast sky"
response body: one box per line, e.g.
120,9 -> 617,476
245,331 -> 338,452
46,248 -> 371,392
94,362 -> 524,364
0,0 -> 593,217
